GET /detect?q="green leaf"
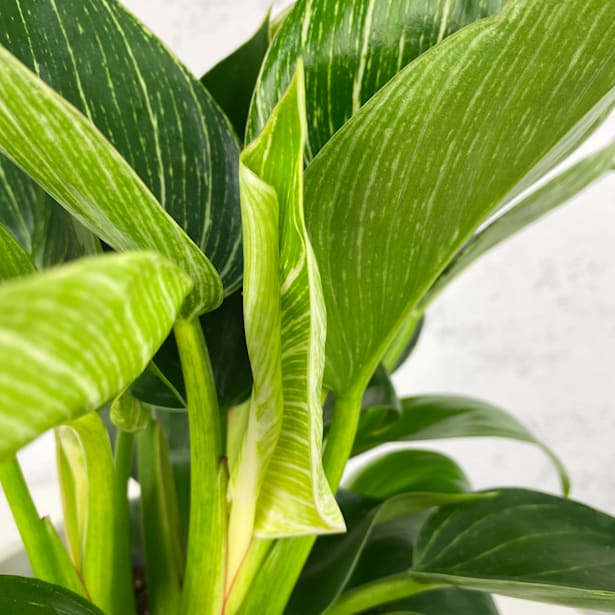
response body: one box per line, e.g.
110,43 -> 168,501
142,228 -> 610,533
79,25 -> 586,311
345,449 -> 471,499
411,489 -> 615,611
424,139 -> 615,307
360,588 -> 499,615
0,159 -> 99,269
0,576 -> 103,615
291,480 -> 488,613
0,0 -> 242,294
202,13 -> 271,139
229,63 -> 342,577
352,394 -> 569,495
303,0 -> 615,396
0,222 -> 35,281
55,414 -> 114,614
248,0 -> 507,159
0,252 -> 192,459
0,45 -> 221,318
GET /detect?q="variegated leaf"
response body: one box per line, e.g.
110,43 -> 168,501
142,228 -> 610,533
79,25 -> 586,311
230,64 -> 342,566
0,222 -> 35,281
0,45 -> 221,317
302,0 -> 615,395
0,0 -> 242,293
0,252 -> 192,459
247,0 -> 508,158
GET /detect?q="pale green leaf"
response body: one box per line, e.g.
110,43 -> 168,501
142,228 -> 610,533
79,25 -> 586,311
230,64 -> 343,556
0,222 -> 35,281
303,0 -> 615,395
0,45 -> 221,318
248,0 -> 507,158
0,252 -> 192,459
411,490 -> 615,611
0,0 -> 242,292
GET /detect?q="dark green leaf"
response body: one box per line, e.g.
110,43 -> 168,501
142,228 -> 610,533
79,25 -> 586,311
352,394 -> 569,495
412,489 -> 615,611
302,0 -> 615,397
248,0 -> 507,158
0,0 -> 242,293
345,449 -> 471,499
0,576 -> 103,614
0,222 -> 35,280
202,13 -> 271,139
368,588 -> 499,615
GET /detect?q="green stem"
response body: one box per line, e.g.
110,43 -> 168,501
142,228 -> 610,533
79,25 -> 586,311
0,457 -> 84,596
175,317 -> 227,615
232,391 -> 363,615
324,573 -> 443,615
138,419 -> 183,615
113,430 -> 137,615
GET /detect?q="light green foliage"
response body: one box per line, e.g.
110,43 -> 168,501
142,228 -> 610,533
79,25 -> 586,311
0,252 -> 192,458
0,223 -> 35,280
231,64 -> 343,550
0,45 -> 221,317
303,0 -> 615,394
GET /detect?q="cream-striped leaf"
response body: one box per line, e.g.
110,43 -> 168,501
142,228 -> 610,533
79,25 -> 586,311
230,64 -> 343,556
0,252 -> 192,459
303,0 -> 615,395
423,139 -> 615,308
0,222 -> 35,281
0,45 -> 221,318
247,0 -> 507,158
0,0 -> 242,293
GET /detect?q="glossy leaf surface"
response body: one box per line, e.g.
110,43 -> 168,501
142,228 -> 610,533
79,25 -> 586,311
0,576 -> 103,615
303,0 -> 615,395
0,46 -> 221,317
0,0 -> 242,293
232,64 -> 342,541
248,0 -> 507,158
412,490 -> 615,611
0,252 -> 192,459
352,394 -> 569,494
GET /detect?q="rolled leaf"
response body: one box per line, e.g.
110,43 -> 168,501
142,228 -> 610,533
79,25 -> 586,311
411,489 -> 615,611
303,0 -> 615,395
231,63 -> 343,554
0,0 -> 242,293
248,0 -> 507,158
352,394 -> 569,495
0,575 -> 103,615
0,252 -> 192,459
0,45 -> 221,317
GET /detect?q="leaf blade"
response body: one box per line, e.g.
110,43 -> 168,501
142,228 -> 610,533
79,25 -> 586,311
0,252 -> 192,459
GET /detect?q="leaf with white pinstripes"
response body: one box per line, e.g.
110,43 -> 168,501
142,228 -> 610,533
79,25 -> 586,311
229,64 -> 342,565
247,0 -> 508,158
0,46 -> 221,318
0,251 -> 192,460
302,0 -> 615,396
0,0 -> 241,294
0,222 -> 35,281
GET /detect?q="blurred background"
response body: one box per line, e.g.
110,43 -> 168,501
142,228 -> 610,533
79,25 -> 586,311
1,2 -> 614,613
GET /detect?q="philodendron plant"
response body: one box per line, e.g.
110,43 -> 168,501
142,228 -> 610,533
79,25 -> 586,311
0,0 -> 614,613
